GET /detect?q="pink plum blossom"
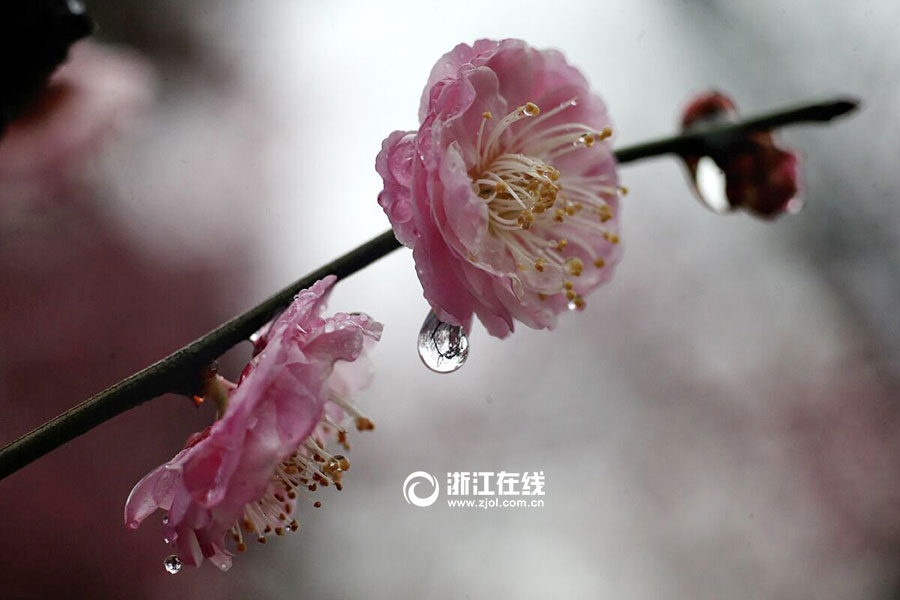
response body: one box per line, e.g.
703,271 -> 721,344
681,90 -> 802,218
124,276 -> 382,571
376,39 -> 623,339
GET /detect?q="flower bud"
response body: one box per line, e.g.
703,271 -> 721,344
680,91 -> 802,218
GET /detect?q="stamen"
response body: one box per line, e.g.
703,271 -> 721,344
221,392 -> 374,556
565,257 -> 584,277
468,100 -> 620,306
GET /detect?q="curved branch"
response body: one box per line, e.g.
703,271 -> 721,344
0,96 -> 859,481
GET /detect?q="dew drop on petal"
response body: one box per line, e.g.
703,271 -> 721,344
417,311 -> 469,373
388,136 -> 416,186
163,555 -> 182,574
693,156 -> 731,214
67,0 -> 85,15
162,514 -> 168,525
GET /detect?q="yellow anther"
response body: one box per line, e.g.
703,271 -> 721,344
565,257 -> 584,277
482,111 -> 493,119
563,280 -> 574,291
565,290 -> 577,301
534,258 -> 546,272
593,258 -> 606,268
599,127 -> 613,140
517,209 -> 535,230
556,239 -> 569,251
604,232 -> 619,244
553,209 -> 566,222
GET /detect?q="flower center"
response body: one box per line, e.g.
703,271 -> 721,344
471,100 -> 623,309
226,391 -> 373,553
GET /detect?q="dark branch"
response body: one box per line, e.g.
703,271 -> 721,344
0,96 -> 859,481
614,97 -> 858,163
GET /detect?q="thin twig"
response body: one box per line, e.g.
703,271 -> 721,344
0,96 -> 859,481
614,97 -> 858,163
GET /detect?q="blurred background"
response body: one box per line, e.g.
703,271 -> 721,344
1,0 -> 899,598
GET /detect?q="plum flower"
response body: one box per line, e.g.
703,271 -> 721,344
124,276 -> 382,571
376,39 -> 623,339
680,90 -> 802,218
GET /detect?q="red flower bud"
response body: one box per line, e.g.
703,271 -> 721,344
680,91 -> 802,218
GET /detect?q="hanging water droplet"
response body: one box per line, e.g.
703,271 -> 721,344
785,195 -> 804,215
162,514 -> 168,525
67,0 -> 86,14
163,555 -> 182,574
692,156 -> 731,214
417,311 -> 469,373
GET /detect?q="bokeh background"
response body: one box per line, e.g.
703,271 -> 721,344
2,1 -> 899,598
